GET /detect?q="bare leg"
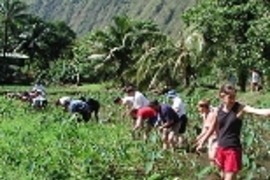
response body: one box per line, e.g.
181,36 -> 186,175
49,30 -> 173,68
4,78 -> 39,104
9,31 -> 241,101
220,171 -> 224,180
94,110 -> 99,122
223,172 -> 237,180
143,125 -> 152,142
168,131 -> 177,149
162,129 -> 169,150
208,142 -> 217,166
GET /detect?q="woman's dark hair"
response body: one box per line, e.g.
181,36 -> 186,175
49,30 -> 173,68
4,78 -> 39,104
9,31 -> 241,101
219,83 -> 236,97
125,86 -> 135,93
148,99 -> 160,108
79,96 -> 86,102
113,97 -> 122,104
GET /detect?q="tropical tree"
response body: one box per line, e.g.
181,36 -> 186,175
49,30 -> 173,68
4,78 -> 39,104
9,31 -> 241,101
88,15 -> 168,86
15,16 -> 48,67
183,0 -> 270,91
19,18 -> 76,72
0,0 -> 28,58
36,21 -> 76,67
134,27 -> 205,89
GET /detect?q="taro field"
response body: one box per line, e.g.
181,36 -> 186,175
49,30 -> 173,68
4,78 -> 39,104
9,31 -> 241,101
0,85 -> 269,180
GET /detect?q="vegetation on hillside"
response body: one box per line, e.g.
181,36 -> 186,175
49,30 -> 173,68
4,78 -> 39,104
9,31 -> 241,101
22,0 -> 197,37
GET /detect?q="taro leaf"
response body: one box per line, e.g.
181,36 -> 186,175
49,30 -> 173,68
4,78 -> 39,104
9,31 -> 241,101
246,132 -> 255,146
245,171 -> 254,180
145,161 -> 154,174
196,166 -> 213,179
242,154 -> 251,167
147,173 -> 162,180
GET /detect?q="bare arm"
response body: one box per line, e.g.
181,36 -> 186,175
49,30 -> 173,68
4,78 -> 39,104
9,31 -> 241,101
160,121 -> 174,129
196,124 -> 209,142
173,106 -> 180,113
196,112 -> 214,141
196,111 -> 218,151
122,102 -> 132,117
133,116 -> 143,130
243,106 -> 270,116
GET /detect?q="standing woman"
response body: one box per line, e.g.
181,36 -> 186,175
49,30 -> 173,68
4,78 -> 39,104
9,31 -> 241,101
196,84 -> 270,180
195,99 -> 217,165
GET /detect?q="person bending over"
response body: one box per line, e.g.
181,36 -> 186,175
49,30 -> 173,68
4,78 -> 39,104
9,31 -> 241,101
56,97 -> 90,122
133,106 -> 157,141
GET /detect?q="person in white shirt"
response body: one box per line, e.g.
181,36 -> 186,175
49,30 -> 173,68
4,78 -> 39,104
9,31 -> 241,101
167,90 -> 188,147
125,86 -> 149,119
250,69 -> 261,91
31,90 -> 48,109
113,96 -> 134,117
121,96 -> 134,109
167,90 -> 186,118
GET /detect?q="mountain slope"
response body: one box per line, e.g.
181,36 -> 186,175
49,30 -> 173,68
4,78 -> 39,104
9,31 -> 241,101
23,0 -> 197,37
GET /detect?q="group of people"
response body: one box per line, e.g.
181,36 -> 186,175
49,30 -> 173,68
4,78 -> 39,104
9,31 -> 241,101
115,84 -> 270,180
5,83 -> 100,123
6,82 -> 48,109
195,83 -> 270,180
114,86 -> 188,150
5,82 -> 270,180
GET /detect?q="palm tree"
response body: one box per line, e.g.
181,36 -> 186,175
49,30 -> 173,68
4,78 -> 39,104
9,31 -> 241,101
15,16 -> 48,66
135,27 -> 205,88
88,15 -> 168,85
0,0 -> 28,60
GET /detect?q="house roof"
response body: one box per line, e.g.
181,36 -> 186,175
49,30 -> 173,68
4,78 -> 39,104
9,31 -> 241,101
0,52 -> 29,59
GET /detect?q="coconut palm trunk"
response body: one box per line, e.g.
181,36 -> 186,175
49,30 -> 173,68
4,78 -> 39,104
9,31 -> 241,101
2,20 -> 8,73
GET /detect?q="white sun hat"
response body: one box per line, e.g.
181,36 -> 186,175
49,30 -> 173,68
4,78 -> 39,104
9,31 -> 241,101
59,96 -> 71,105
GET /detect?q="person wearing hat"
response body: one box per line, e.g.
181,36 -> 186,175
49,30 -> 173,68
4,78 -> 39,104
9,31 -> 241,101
56,96 -> 72,107
125,86 -> 149,119
167,90 -> 188,148
56,97 -> 90,122
167,90 -> 188,134
31,81 -> 46,96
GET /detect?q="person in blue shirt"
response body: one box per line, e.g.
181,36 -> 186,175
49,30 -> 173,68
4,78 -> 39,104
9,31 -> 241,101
56,97 -> 90,122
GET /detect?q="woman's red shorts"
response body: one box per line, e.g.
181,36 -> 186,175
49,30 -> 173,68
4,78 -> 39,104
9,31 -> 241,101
215,147 -> 242,172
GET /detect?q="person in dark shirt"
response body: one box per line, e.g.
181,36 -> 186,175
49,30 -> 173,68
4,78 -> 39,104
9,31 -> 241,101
79,96 -> 100,122
196,84 -> 270,180
149,99 -> 182,150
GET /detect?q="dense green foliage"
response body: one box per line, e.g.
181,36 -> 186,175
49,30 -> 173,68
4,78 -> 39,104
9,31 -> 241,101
0,85 -> 269,179
183,0 -> 270,91
0,0 -> 76,84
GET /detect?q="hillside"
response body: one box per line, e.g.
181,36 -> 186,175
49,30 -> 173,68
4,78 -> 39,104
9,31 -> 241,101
22,0 -> 197,37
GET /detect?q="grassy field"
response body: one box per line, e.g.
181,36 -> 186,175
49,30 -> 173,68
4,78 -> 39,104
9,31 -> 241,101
0,85 -> 269,180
